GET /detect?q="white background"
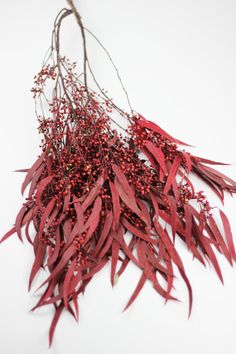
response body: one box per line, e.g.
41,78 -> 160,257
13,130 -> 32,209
1,1 -> 236,353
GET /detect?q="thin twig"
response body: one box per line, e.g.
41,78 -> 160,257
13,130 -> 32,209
65,0 -> 133,126
85,27 -> 134,115
66,0 -> 89,96
54,9 -> 73,105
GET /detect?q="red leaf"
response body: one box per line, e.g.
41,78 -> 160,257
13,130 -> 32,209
165,254 -> 174,302
208,214 -> 232,265
58,187 -> 71,223
29,242 -> 46,290
39,245 -> 77,289
48,227 -> 61,266
168,196 -> 177,242
141,146 -> 159,173
117,237 -> 135,276
72,292 -> 79,321
171,178 -> 180,200
114,177 -> 147,224
109,180 -> 121,230
137,240 -> 176,301
99,234 -> 113,259
15,168 -> 29,173
198,162 -> 236,189
155,222 -> 192,314
112,164 -> 135,199
21,152 -> 46,195
136,114 -> 191,146
182,152 -> 192,174
80,196 -> 102,244
83,258 -> 109,280
46,155 -> 53,175
84,215 -> 100,244
204,236 -> 224,283
94,210 -> 113,256
68,201 -> 85,244
38,198 -> 56,238
113,225 -> 141,268
193,156 -> 229,166
63,257 -> 77,309
154,221 -> 184,271
178,169 -> 194,197
63,220 -> 72,243
193,166 -> 225,203
0,226 -> 16,243
73,195 -> 84,221
150,192 -> 159,222
28,163 -> 45,198
123,273 -> 146,311
164,155 -> 181,195
111,240 -> 119,286
160,208 -> 206,265
68,269 -> 82,297
15,205 -> 29,242
193,220 -> 223,283
146,246 -> 171,276
36,175 -> 54,207
81,175 -> 104,211
49,303 -> 64,347
136,240 -> 149,271
184,204 -> 192,250
179,267 -> 193,318
145,141 -> 167,174
220,210 -> 236,261
84,196 -> 102,231
121,217 -> 158,245
25,220 -> 33,245
137,198 -> 151,232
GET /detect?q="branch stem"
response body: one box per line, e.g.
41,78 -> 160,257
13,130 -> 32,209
66,0 -> 89,95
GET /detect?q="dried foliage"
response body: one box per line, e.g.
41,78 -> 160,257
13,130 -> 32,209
2,1 -> 236,346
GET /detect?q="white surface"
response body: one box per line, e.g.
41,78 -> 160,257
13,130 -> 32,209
1,1 -> 236,353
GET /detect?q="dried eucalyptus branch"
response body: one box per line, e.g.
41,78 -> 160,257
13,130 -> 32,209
1,0 -> 236,347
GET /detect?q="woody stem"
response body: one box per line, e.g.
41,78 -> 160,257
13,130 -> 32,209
66,0 -> 89,95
